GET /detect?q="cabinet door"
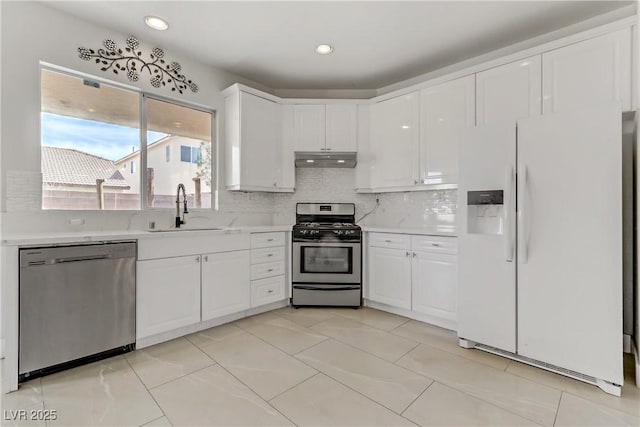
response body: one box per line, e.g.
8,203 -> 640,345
370,92 -> 420,189
420,76 -> 475,185
240,91 -> 279,189
411,251 -> 457,326
201,250 -> 250,321
476,56 -> 542,125
326,104 -> 357,152
542,28 -> 631,114
294,105 -> 326,151
137,256 -> 201,340
368,246 -> 412,310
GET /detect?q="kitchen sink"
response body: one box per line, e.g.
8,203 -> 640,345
147,227 -> 224,233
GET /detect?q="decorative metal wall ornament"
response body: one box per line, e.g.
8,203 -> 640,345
77,36 -> 198,94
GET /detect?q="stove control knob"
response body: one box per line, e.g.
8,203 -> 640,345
334,230 -> 343,235
300,229 -> 308,235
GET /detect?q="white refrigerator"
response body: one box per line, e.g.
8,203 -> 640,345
457,103 -> 623,395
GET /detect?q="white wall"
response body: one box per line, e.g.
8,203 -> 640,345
0,1 -> 274,232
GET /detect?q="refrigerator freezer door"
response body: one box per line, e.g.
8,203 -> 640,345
458,123 -> 517,352
517,103 -> 622,385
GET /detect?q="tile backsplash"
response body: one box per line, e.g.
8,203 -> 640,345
272,168 -> 458,229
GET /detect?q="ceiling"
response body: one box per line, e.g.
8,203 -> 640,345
45,1 -> 635,90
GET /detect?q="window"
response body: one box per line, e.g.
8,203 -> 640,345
40,68 -> 214,210
180,145 -> 201,164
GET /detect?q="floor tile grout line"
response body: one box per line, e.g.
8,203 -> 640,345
434,380 -> 548,427
266,371 -> 323,403
387,328 -> 514,372
270,307 -> 338,328
123,355 -> 168,424
289,342 -> 433,417
211,358 -> 302,427
144,360 -> 219,392
391,340 -> 421,364
390,348 -> 553,426
327,308 -> 412,333
553,391 -> 564,426
307,327 -> 420,367
140,414 -> 171,427
399,377 -> 436,416
289,335 -> 331,357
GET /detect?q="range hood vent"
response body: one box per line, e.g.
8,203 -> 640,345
295,152 -> 357,168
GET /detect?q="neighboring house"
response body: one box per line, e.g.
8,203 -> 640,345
41,146 -> 130,192
114,135 -> 210,197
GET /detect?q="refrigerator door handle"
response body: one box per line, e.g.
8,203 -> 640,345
504,165 -> 514,262
520,165 -> 529,264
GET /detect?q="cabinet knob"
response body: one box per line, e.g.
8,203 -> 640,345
406,251 -> 410,257
273,182 -> 276,187
325,148 -> 332,151
204,255 -> 209,262
413,252 -> 417,258
196,256 -> 200,263
414,180 -> 419,185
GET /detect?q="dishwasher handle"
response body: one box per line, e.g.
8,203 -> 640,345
53,254 -> 112,264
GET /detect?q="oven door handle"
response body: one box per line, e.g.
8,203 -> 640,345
293,285 -> 361,291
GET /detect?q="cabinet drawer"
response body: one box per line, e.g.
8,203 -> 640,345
251,232 -> 285,248
251,275 -> 285,307
251,260 -> 284,280
251,246 -> 285,264
368,233 -> 411,250
412,236 -> 457,254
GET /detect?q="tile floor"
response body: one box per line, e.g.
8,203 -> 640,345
2,307 -> 639,426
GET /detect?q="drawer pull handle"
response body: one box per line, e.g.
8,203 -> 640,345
268,289 -> 274,293
385,239 -> 392,243
267,254 -> 274,257
431,243 -> 441,247
267,268 -> 274,272
267,238 -> 274,242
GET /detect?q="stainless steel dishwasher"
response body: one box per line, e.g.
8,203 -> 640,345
19,241 -> 136,381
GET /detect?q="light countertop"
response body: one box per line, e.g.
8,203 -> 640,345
2,225 -> 293,247
361,225 -> 457,237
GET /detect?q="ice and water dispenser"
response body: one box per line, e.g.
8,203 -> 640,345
466,190 -> 504,235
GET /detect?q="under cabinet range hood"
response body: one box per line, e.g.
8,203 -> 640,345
294,152 -> 357,168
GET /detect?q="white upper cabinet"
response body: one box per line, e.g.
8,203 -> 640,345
542,28 -> 632,114
294,104 -> 357,152
370,92 -> 420,189
476,56 -> 542,125
294,105 -> 326,151
223,85 -> 293,192
420,75 -> 475,185
326,104 -> 358,152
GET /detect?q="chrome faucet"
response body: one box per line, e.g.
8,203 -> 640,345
175,183 -> 189,228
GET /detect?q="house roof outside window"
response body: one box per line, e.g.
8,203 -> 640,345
42,146 -> 130,189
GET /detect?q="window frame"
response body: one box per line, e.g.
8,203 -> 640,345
40,63 -> 217,212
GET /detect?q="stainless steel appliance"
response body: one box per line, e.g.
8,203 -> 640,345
19,242 -> 136,381
292,203 -> 362,307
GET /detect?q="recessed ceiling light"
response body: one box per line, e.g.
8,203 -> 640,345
145,15 -> 169,31
306,159 -> 315,163
337,160 -> 345,163
315,44 -> 333,55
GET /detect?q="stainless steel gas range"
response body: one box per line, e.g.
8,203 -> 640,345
291,203 -> 362,308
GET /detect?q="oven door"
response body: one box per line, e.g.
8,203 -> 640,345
292,241 -> 361,283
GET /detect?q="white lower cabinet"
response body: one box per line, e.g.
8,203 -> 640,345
367,232 -> 458,329
201,250 -> 251,321
250,232 -> 286,308
137,255 -> 202,340
368,246 -> 412,310
411,251 -> 457,324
